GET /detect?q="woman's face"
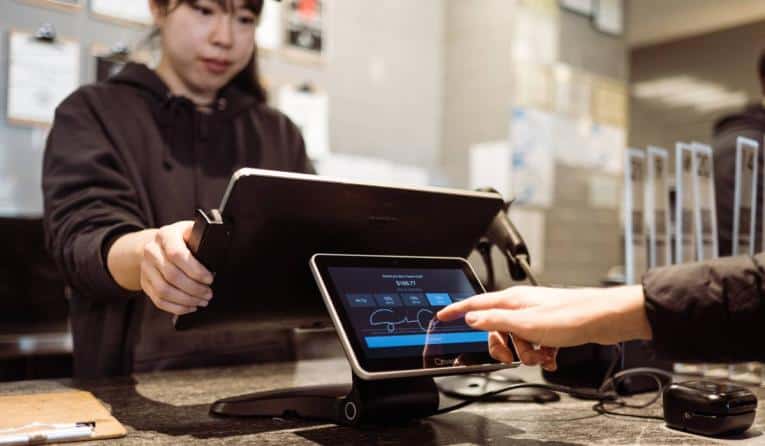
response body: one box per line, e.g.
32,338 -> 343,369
154,0 -> 257,96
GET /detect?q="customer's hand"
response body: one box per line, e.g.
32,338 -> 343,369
140,221 -> 214,315
436,285 -> 652,370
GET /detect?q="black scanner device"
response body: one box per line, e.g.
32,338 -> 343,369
663,380 -> 757,437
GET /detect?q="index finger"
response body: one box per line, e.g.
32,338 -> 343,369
159,229 -> 214,285
436,290 -> 520,322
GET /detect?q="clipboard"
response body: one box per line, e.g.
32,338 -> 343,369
0,390 -> 126,441
6,28 -> 81,128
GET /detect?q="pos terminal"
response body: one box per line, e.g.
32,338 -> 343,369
177,168 -> 522,424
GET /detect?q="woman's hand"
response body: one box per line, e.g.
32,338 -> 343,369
139,221 -> 214,315
436,285 -> 652,370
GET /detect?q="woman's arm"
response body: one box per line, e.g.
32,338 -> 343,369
43,89 -> 147,302
107,222 -> 214,315
44,89 -> 213,315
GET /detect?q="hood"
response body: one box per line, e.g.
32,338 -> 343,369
108,62 -> 259,118
106,63 -> 261,171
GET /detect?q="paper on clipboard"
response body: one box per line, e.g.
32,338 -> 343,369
7,32 -> 80,126
733,137 -> 759,256
645,146 -> 672,267
508,207 -> 546,274
316,153 -> 428,187
277,84 -> 329,160
675,142 -> 697,263
90,0 -> 153,25
256,0 -> 284,51
692,142 -> 718,261
510,107 -> 555,207
0,390 -> 125,443
468,141 -> 511,198
624,149 -> 647,284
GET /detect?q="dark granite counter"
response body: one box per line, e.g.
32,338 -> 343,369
2,358 -> 764,445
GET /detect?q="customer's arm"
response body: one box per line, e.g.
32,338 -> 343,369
438,253 -> 765,367
437,285 -> 651,371
643,253 -> 765,362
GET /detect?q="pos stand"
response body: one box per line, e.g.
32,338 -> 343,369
211,374 -> 439,425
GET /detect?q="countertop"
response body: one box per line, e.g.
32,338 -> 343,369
2,358 -> 764,445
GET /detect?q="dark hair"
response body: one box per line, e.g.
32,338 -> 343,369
759,49 -> 765,83
151,0 -> 267,103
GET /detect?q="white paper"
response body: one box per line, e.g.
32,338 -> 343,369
389,164 -> 429,187
733,137 -> 758,256
594,0 -> 623,35
0,127 -> 46,216
553,115 -> 591,168
256,0 -> 283,50
278,84 -> 330,160
692,143 -> 718,260
646,146 -> 672,267
91,0 -> 152,25
7,33 -> 80,125
513,64 -> 552,109
316,153 -> 392,183
675,143 -> 697,263
510,108 -> 555,207
588,174 -> 620,209
508,207 -> 546,274
316,153 -> 428,187
560,0 -> 594,15
553,66 -> 591,118
590,123 -> 625,174
512,4 -> 558,65
624,149 -> 647,284
468,141 -> 511,199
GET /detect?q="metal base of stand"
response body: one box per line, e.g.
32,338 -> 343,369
210,374 -> 439,426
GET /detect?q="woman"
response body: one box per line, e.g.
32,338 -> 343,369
438,254 -> 765,371
43,0 -> 313,378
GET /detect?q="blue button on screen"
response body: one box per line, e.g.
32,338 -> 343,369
425,293 -> 452,307
365,331 -> 488,348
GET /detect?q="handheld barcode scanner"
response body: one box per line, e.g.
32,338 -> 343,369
474,188 -> 538,287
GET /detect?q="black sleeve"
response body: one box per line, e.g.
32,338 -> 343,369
642,253 -> 765,362
42,89 -> 147,303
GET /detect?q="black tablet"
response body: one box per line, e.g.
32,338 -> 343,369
176,168 -> 505,331
310,254 -> 519,380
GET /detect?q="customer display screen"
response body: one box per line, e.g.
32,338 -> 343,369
316,256 -> 510,372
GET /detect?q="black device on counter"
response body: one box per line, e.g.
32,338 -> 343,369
309,254 -> 519,380
211,254 -> 518,425
176,168 -> 504,331
663,380 -> 757,437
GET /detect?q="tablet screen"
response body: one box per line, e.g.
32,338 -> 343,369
314,256 -> 508,373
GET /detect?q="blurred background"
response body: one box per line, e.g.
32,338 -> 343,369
1,0 -> 764,380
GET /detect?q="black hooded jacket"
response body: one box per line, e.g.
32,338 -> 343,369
42,63 -> 314,378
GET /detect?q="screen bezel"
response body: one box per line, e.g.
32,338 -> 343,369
311,254 -> 517,379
